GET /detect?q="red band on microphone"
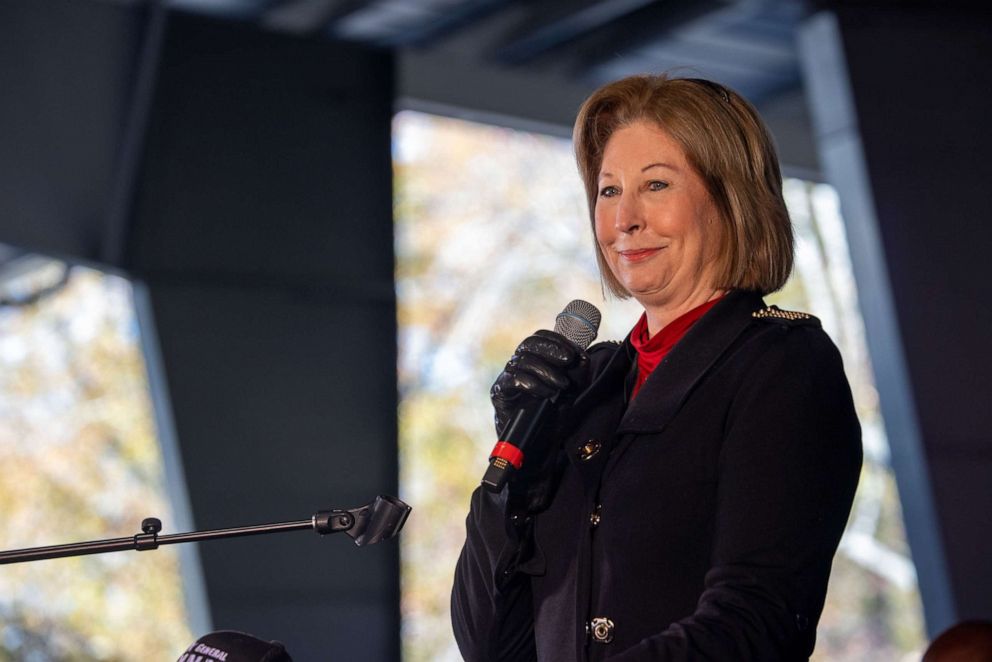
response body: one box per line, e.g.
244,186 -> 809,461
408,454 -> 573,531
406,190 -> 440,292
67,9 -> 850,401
489,441 -> 525,470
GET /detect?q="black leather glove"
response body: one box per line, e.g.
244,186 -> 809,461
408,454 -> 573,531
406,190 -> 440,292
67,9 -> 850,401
489,330 -> 590,515
490,329 -> 590,436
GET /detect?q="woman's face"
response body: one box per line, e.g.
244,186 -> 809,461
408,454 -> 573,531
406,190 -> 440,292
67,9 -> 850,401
595,120 -> 723,312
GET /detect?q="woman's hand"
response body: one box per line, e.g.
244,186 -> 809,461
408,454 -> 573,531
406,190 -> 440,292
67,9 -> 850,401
490,329 -> 590,436
488,330 -> 591,515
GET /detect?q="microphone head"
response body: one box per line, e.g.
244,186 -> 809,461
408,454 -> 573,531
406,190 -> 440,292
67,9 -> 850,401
554,300 -> 601,350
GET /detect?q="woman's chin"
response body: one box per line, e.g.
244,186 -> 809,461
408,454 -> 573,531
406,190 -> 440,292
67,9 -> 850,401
617,272 -> 665,295
624,284 -> 669,308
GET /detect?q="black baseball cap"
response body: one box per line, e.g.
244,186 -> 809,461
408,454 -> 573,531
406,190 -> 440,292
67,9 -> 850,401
177,630 -> 293,662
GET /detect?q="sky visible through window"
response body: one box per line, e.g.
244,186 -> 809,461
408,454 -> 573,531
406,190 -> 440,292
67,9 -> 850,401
394,109 -> 926,661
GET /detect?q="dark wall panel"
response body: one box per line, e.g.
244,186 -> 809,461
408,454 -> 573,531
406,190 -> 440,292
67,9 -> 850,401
0,0 -> 142,259
833,6 -> 992,624
2,3 -> 399,656
125,12 -> 394,283
145,284 -> 397,658
833,8 -> 992,438
126,11 -> 398,659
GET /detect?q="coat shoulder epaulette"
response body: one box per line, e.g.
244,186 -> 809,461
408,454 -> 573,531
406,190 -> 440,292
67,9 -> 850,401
751,305 -> 821,327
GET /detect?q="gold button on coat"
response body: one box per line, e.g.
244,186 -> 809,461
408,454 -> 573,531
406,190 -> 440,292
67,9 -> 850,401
577,439 -> 602,461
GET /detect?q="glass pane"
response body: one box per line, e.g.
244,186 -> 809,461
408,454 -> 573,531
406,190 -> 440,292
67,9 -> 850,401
0,261 -> 194,658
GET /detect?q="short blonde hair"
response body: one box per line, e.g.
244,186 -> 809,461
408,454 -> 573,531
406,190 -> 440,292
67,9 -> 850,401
573,74 -> 794,296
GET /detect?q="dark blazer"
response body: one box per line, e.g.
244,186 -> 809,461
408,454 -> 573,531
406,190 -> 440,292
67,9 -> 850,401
451,290 -> 863,661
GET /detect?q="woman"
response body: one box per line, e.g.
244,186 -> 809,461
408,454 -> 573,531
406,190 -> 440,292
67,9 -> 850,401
451,74 -> 862,661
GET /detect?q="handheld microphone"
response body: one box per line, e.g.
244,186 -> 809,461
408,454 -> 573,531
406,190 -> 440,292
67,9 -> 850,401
481,300 -> 601,493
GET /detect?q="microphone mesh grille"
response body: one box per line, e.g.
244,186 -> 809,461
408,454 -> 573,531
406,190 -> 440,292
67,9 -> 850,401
554,300 -> 602,350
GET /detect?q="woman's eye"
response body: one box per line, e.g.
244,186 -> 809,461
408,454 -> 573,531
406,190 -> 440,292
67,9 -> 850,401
647,180 -> 668,191
599,185 -> 619,198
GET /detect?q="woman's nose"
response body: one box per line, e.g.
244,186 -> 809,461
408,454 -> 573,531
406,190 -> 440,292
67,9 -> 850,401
615,195 -> 641,233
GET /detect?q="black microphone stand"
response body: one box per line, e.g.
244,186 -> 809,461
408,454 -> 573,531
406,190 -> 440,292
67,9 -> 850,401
0,495 -> 411,565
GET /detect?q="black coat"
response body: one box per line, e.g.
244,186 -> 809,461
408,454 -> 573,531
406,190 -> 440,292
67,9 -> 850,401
451,290 -> 863,661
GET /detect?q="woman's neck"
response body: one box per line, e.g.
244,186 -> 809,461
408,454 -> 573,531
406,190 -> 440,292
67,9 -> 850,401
642,287 -> 726,338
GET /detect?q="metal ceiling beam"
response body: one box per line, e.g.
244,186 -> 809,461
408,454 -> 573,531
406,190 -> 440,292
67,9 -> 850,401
488,0 -> 728,75
165,0 -> 271,20
325,0 -> 511,47
490,0 -> 658,65
567,0 -> 730,76
388,0 -> 510,48
261,0 -> 369,34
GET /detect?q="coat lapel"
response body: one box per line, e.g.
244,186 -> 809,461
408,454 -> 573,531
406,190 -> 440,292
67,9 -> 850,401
572,341 -> 632,413
608,290 -> 765,465
556,338 -> 631,493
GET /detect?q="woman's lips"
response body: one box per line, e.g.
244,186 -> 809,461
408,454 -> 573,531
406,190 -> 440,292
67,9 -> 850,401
618,248 -> 662,262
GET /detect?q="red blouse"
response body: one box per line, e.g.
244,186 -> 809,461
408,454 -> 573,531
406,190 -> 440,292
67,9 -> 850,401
629,296 -> 724,399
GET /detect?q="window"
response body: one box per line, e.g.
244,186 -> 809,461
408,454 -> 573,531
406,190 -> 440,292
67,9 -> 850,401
0,261 -> 193,658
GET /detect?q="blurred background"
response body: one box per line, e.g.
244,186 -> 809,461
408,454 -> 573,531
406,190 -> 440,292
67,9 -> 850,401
0,0 -> 989,659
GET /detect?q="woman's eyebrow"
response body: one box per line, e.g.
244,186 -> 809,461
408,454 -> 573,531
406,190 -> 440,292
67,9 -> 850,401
642,162 -> 680,173
599,162 -> 681,180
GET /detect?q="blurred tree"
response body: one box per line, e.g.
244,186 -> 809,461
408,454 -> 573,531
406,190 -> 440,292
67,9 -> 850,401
0,266 -> 192,660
